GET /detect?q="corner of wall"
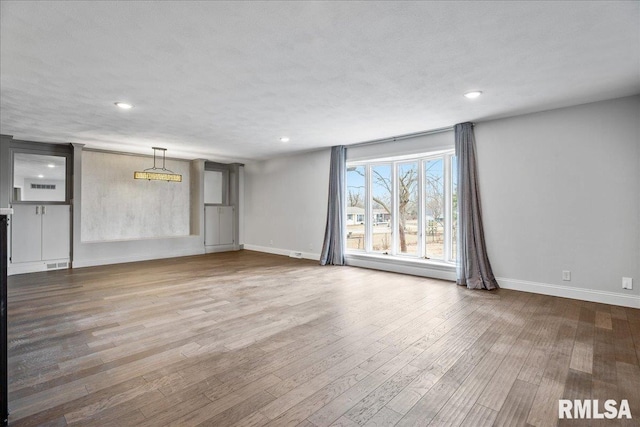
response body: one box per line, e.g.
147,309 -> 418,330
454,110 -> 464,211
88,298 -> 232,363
190,159 -> 206,237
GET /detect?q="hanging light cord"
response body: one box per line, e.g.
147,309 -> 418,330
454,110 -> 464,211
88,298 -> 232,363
144,147 -> 176,173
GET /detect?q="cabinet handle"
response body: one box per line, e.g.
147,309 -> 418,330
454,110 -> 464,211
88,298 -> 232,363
35,206 -> 39,215
42,206 -> 46,215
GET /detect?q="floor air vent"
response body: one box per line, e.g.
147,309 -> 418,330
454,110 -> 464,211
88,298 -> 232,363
58,262 -> 68,268
47,263 -> 57,269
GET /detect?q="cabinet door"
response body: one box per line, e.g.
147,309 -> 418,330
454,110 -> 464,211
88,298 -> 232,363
41,205 -> 70,260
218,206 -> 234,245
11,205 -> 42,263
204,206 -> 219,246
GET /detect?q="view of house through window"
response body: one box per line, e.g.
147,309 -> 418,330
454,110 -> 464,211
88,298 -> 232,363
346,165 -> 366,250
346,151 -> 457,263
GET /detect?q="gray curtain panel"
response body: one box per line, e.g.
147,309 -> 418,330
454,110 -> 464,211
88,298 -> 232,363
320,145 -> 346,266
455,123 -> 499,290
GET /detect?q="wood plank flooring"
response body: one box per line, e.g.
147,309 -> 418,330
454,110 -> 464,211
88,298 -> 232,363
6,250 -> 640,426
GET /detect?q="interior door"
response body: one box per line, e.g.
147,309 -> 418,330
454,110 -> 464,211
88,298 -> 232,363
41,205 -> 70,260
10,205 -> 42,263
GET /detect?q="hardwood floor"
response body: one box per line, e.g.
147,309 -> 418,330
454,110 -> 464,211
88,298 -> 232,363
7,251 -> 640,426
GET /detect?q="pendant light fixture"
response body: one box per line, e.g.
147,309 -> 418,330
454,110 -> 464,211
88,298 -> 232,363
134,147 -> 182,182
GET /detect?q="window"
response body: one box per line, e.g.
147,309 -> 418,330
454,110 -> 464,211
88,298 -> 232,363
424,158 -> 444,260
346,165 -> 366,250
371,164 -> 392,253
397,162 -> 418,255
346,150 -> 458,263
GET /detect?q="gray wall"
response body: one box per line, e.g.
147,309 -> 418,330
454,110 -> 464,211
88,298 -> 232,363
476,95 -> 639,305
243,148 -> 330,259
243,95 -> 639,306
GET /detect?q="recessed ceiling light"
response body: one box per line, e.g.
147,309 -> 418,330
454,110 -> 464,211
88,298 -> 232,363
115,102 -> 133,109
280,136 -> 290,143
37,174 -> 44,178
464,91 -> 482,99
47,164 -> 55,168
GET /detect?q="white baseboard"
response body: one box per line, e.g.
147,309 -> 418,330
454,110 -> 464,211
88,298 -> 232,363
205,244 -> 237,254
497,277 -> 640,309
243,244 -> 320,262
72,248 -> 206,269
8,259 -> 70,276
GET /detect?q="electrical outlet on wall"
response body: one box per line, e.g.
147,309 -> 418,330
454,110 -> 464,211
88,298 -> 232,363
562,270 -> 571,281
622,277 -> 633,290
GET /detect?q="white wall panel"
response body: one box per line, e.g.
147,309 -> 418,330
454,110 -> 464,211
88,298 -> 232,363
81,151 -> 190,241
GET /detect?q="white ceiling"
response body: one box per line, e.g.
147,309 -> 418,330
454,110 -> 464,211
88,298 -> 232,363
1,1 -> 638,162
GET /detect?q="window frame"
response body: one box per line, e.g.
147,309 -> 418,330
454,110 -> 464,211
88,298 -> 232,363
346,149 -> 457,264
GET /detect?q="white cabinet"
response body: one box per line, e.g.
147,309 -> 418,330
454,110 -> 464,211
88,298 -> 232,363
11,204 -> 70,264
11,205 -> 41,263
205,206 -> 234,246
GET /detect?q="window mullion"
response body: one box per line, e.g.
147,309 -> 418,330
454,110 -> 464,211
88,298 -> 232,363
443,154 -> 451,263
418,159 -> 425,259
391,162 -> 398,256
365,165 -> 372,253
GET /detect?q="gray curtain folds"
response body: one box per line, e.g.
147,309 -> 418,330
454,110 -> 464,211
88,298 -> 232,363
455,123 -> 498,290
320,145 -> 346,266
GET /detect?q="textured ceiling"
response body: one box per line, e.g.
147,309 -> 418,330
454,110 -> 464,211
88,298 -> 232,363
1,1 -> 638,162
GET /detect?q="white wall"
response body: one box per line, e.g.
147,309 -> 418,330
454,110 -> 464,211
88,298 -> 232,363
476,95 -> 639,307
21,178 -> 66,201
347,129 -> 453,162
243,148 -> 330,259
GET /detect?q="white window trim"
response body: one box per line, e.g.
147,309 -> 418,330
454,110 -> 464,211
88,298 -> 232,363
346,149 -> 456,267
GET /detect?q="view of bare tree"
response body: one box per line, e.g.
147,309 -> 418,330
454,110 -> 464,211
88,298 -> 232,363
371,166 -> 418,252
348,189 -> 364,208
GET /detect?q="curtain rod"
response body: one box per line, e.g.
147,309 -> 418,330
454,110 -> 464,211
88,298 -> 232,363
348,125 -> 455,149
